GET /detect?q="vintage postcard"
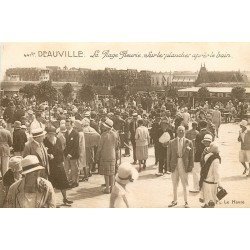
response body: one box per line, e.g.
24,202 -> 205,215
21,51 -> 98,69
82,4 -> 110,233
0,42 -> 250,208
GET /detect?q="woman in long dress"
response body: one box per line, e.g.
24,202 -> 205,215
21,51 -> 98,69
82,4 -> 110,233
44,126 -> 72,205
135,119 -> 150,172
199,142 -> 221,208
96,118 -> 119,194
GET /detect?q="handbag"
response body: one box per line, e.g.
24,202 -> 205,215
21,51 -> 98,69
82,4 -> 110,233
217,186 -> 227,200
159,132 -> 170,144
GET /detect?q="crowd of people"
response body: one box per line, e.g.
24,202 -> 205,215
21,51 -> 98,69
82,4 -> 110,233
0,92 -> 249,208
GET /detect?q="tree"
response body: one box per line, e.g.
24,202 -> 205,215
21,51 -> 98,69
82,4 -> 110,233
35,81 -> 58,105
61,83 -> 74,103
231,86 -> 246,102
197,86 -> 210,100
77,84 -> 95,103
111,84 -> 128,104
19,83 -> 37,98
165,85 -> 179,100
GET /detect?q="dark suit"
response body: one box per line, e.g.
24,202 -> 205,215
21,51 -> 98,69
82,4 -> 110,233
64,129 -> 80,160
194,129 -> 213,163
158,129 -> 174,173
150,121 -> 162,163
23,140 -> 49,177
129,119 -> 138,162
13,128 -> 27,154
64,129 -> 80,184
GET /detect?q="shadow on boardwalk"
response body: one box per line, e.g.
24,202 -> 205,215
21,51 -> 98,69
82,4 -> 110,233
68,186 -> 104,201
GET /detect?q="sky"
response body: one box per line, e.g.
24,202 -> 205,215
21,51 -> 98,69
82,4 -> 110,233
1,42 -> 250,80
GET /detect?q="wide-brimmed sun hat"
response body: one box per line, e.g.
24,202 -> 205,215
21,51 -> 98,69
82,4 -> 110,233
115,162 -> 139,185
31,127 -> 46,138
21,155 -> 45,175
202,134 -> 213,143
240,120 -> 248,128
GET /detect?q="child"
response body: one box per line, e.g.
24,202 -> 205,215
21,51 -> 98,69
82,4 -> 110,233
110,162 -> 138,208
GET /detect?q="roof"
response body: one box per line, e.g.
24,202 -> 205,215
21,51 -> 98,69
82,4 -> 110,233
172,75 -> 197,83
178,87 -> 250,93
196,66 -> 247,85
199,82 -> 249,87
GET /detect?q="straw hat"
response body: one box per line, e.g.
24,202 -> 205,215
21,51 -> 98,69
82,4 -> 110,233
31,127 -> 46,138
115,162 -> 139,185
21,155 -> 45,175
202,134 -> 213,143
9,156 -> 23,172
240,120 -> 248,128
102,118 -> 113,129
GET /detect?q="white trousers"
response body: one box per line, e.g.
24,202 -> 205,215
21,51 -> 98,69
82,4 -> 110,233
171,158 -> 188,203
192,162 -> 201,191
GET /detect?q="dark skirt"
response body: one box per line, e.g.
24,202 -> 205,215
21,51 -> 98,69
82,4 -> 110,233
49,163 -> 70,190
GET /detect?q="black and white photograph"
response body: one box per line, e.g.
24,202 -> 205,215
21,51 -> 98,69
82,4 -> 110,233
0,42 -> 250,208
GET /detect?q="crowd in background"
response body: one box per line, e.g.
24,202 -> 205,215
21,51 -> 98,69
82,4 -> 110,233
0,91 -> 249,208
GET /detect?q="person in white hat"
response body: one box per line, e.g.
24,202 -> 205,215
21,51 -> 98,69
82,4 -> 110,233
4,155 -> 56,208
155,118 -> 174,176
190,133 -> 213,194
3,156 -> 23,192
96,118 -> 119,194
200,142 -> 221,208
29,111 -> 46,132
135,119 -> 150,172
211,105 -> 221,137
44,127 -> 73,205
82,118 -> 100,175
13,121 -> 28,156
238,120 -> 250,175
23,127 -> 49,179
110,162 -> 138,208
